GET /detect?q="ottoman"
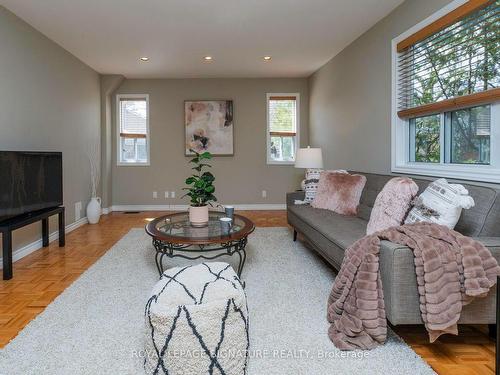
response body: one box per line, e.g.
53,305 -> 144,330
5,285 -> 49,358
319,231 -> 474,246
144,262 -> 249,375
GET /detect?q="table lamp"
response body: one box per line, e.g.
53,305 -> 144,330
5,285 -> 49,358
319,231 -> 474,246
295,146 -> 323,190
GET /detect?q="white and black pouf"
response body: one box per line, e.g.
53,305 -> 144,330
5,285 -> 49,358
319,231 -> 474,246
144,262 -> 249,375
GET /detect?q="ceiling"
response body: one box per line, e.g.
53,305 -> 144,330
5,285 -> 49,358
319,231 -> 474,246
1,0 -> 404,78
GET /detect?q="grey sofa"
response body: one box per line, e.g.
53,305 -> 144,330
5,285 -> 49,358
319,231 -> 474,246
287,171 -> 500,325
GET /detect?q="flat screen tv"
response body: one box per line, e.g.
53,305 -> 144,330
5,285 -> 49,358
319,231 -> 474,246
0,151 -> 63,222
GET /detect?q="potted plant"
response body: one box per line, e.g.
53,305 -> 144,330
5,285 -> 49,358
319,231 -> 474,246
182,149 -> 217,227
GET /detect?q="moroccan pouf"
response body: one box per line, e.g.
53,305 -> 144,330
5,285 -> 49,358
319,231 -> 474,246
144,262 -> 249,375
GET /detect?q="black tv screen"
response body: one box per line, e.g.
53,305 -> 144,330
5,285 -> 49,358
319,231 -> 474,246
0,151 -> 63,222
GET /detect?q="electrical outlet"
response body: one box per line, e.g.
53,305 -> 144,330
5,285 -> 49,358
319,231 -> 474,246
153,191 -> 158,199
164,191 -> 169,199
75,201 -> 82,221
171,191 -> 176,198
262,190 -> 267,198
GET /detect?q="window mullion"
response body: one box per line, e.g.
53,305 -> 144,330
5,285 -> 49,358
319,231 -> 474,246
440,112 -> 446,164
133,138 -> 138,163
408,119 -> 415,162
491,102 -> 500,167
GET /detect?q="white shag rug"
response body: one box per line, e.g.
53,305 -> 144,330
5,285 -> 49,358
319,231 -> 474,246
0,227 -> 435,375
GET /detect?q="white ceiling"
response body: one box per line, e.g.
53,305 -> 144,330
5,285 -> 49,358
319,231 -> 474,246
1,0 -> 404,78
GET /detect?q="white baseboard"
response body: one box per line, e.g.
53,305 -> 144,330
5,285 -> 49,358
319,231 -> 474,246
109,203 -> 286,212
102,207 -> 111,215
0,217 -> 89,269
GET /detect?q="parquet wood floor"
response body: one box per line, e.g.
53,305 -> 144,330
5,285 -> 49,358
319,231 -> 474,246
0,210 -> 496,374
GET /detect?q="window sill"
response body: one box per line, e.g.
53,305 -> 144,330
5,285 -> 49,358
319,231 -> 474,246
117,162 -> 150,167
267,160 -> 295,166
392,162 -> 500,183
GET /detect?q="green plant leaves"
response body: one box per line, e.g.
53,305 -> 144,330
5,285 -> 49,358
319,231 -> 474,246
185,176 -> 196,185
192,163 -> 212,172
201,171 -> 215,182
183,149 -> 217,206
194,179 -> 205,188
199,151 -> 212,160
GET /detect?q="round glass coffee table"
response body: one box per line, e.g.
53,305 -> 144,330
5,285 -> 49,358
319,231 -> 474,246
145,211 -> 255,278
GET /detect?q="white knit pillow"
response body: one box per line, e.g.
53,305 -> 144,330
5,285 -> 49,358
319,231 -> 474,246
404,178 -> 475,229
304,169 -> 323,203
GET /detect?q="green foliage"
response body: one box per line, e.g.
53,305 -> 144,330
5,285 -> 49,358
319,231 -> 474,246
270,101 -> 295,132
409,3 -> 499,163
413,115 -> 441,163
182,149 -> 217,207
409,5 -> 500,108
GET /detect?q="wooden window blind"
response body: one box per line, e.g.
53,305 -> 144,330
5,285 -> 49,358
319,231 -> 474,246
397,0 -> 500,118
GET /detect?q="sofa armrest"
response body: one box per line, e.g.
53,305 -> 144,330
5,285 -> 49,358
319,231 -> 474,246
286,191 -> 305,207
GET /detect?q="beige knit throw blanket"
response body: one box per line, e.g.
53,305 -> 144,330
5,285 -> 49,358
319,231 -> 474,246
327,222 -> 500,350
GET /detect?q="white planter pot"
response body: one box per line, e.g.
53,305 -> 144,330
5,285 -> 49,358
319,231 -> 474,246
86,197 -> 102,224
189,205 -> 209,227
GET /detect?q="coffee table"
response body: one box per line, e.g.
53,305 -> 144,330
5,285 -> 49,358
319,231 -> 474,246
145,211 -> 255,278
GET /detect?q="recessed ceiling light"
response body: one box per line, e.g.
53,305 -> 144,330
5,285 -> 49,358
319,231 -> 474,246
204,56 -> 213,61
263,56 -> 272,61
140,57 -> 149,62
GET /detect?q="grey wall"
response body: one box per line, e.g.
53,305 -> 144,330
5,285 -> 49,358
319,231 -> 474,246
0,6 -> 100,252
112,78 -> 308,206
308,0 -> 453,174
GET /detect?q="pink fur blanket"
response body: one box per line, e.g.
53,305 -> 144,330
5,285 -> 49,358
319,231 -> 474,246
327,222 -> 500,350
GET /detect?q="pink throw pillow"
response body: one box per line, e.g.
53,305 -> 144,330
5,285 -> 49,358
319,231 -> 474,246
366,177 -> 418,235
311,171 -> 367,216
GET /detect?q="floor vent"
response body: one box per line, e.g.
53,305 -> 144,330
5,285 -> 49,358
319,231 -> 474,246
123,211 -> 141,214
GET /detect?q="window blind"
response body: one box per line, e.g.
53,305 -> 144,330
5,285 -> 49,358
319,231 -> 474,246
119,99 -> 147,137
397,0 -> 500,118
268,96 -> 297,136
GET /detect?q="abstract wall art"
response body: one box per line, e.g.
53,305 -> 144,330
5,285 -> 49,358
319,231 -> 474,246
185,100 -> 234,156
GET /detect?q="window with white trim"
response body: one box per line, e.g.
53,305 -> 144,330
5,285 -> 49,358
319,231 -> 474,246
392,0 -> 500,182
266,93 -> 300,164
117,94 -> 150,165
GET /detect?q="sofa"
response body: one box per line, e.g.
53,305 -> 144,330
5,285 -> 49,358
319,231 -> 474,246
287,171 -> 500,325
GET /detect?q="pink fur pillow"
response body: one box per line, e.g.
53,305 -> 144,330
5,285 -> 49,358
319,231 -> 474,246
311,171 -> 367,216
366,177 -> 418,235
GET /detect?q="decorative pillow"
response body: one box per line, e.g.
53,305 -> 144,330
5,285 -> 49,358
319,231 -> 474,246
311,171 -> 366,216
303,169 -> 323,203
404,178 -> 475,229
366,177 -> 418,235
303,169 -> 347,203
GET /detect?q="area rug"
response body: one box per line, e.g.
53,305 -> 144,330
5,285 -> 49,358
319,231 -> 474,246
0,227 -> 435,375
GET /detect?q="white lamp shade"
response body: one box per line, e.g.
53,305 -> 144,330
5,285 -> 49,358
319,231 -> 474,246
295,147 -> 323,169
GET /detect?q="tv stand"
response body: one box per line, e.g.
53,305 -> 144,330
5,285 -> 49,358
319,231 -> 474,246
1,206 -> 65,280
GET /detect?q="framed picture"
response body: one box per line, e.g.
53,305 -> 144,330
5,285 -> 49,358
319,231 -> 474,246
185,100 -> 234,156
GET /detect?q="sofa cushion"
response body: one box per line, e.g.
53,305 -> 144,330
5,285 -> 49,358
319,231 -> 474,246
312,171 -> 366,215
367,177 -> 418,235
303,168 -> 323,203
353,171 -> 498,237
288,204 -> 367,250
405,178 -> 475,229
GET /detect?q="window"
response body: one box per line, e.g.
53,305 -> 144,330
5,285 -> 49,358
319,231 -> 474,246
409,105 -> 492,164
392,0 -> 500,182
117,94 -> 150,165
266,94 -> 300,164
409,114 -> 441,163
